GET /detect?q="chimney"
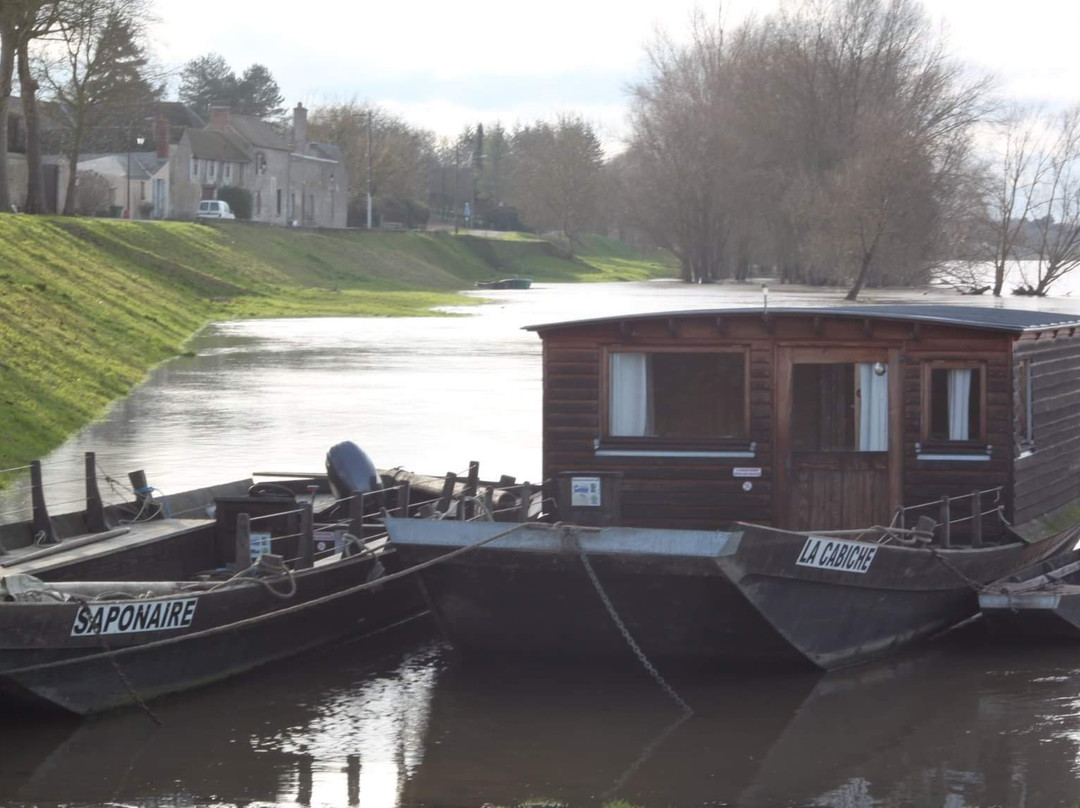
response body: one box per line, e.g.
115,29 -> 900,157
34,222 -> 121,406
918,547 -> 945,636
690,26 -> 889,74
209,104 -> 231,131
154,115 -> 170,159
293,102 -> 307,150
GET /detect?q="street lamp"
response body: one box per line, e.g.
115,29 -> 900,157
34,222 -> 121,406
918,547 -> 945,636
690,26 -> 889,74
126,135 -> 145,219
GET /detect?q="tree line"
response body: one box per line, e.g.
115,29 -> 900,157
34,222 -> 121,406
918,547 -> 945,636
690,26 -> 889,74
3,0 -> 1079,296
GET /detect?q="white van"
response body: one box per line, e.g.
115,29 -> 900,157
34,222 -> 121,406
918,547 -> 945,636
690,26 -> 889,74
196,200 -> 236,220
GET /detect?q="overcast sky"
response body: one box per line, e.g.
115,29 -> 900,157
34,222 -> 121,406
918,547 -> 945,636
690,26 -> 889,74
153,0 -> 1080,144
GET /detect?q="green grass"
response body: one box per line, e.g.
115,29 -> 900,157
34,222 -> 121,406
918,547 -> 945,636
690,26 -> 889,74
0,217 -> 670,470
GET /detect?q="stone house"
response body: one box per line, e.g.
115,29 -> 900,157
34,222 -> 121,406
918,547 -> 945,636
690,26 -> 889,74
165,102 -> 347,227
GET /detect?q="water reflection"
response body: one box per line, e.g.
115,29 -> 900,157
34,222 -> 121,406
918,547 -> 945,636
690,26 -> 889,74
0,622 -> 439,808
9,623 -> 1080,804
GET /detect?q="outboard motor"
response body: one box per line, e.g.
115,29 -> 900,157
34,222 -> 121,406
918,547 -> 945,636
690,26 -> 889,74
326,441 -> 379,500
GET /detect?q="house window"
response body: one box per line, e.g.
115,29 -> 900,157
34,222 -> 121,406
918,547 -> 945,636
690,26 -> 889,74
224,162 -> 232,182
255,191 -> 262,216
607,350 -> 747,441
923,362 -> 984,444
276,189 -> 282,215
208,161 -> 217,181
1017,358 -> 1033,452
256,152 -> 266,174
792,362 -> 888,452
189,157 -> 198,181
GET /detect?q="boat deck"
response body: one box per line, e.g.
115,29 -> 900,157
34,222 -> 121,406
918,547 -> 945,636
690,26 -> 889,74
0,518 -> 215,579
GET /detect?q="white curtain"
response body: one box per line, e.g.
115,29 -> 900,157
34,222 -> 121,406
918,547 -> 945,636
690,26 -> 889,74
948,368 -> 972,441
610,353 -> 650,436
857,363 -> 889,451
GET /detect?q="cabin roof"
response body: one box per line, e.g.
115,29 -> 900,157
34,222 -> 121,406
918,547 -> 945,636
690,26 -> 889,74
525,305 -> 1080,335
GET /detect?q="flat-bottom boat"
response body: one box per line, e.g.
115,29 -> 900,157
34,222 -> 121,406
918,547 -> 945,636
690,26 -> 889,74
979,546 -> 1080,640
386,517 -> 1076,671
0,540 -> 425,716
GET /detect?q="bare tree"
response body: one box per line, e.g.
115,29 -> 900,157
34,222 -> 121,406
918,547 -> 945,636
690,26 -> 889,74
1016,106 -> 1080,295
981,105 -> 1053,295
308,101 -> 434,226
41,0 -> 159,215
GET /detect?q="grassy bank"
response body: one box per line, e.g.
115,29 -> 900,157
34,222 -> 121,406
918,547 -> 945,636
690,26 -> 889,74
0,217 -> 672,470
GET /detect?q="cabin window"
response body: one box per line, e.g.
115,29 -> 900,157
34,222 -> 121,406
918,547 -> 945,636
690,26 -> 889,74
924,363 -> 983,443
1017,358 -> 1033,452
791,363 -> 888,452
607,350 -> 747,441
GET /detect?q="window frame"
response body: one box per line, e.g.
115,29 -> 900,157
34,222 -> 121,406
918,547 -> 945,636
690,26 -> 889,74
1016,357 -> 1034,455
920,359 -> 987,448
599,345 -> 752,453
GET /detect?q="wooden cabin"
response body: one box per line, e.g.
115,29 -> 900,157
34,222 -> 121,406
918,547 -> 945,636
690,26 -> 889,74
529,306 -> 1080,542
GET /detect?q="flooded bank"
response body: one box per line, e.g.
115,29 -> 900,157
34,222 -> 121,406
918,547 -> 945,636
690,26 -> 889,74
7,278 -> 1080,805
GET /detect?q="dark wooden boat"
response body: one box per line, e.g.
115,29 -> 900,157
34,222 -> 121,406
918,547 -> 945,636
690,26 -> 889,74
387,306 -> 1080,669
979,545 -> 1080,640
475,277 -> 532,290
0,443 -> 430,715
0,543 -> 424,715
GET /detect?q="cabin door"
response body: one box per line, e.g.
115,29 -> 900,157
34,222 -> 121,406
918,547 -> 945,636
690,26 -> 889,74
777,347 -> 901,531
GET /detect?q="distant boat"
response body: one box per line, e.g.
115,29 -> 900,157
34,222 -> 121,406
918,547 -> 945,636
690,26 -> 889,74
475,278 -> 532,290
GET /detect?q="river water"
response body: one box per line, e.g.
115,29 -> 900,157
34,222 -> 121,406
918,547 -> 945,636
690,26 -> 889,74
7,276 -> 1080,806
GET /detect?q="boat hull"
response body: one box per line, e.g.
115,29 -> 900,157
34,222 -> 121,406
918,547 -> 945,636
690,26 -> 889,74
385,519 -> 1072,670
0,550 -> 427,715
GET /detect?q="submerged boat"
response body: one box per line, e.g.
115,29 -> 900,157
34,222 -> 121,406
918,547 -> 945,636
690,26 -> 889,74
387,305 -> 1080,670
0,443 -> 428,715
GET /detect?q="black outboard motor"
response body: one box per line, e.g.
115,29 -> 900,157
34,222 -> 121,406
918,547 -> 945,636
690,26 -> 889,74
326,441 -> 379,500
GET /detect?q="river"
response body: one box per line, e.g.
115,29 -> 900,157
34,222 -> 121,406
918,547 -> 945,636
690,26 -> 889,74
6,277 -> 1080,806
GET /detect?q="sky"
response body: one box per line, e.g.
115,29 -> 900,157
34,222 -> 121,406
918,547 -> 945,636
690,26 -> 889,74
151,0 -> 1080,146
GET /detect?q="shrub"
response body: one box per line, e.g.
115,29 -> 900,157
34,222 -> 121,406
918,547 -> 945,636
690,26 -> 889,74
217,186 -> 253,220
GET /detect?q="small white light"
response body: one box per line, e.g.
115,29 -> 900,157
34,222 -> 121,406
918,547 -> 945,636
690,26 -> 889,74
873,361 -> 887,376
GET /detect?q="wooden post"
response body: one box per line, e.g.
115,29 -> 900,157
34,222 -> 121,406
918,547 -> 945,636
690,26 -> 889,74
349,492 -> 365,538
463,461 -> 480,520
518,481 -> 531,522
128,469 -> 151,514
84,452 -> 107,533
939,496 -> 951,548
30,460 -> 55,544
437,472 -> 457,515
397,481 -> 411,518
298,501 -> 314,569
235,512 -> 251,569
970,491 -> 983,548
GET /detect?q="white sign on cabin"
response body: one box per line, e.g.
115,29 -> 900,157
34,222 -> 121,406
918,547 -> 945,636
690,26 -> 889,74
250,531 -> 272,560
733,468 -> 763,478
71,597 -> 198,637
571,477 -> 602,507
796,535 -> 878,574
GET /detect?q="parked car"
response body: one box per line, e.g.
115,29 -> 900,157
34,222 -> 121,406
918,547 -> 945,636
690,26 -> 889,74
196,200 -> 235,220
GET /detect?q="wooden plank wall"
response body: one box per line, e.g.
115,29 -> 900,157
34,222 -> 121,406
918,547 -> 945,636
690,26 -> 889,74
540,315 -> 1017,533
541,318 -> 774,531
901,332 -> 1013,537
1013,331 -> 1080,525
